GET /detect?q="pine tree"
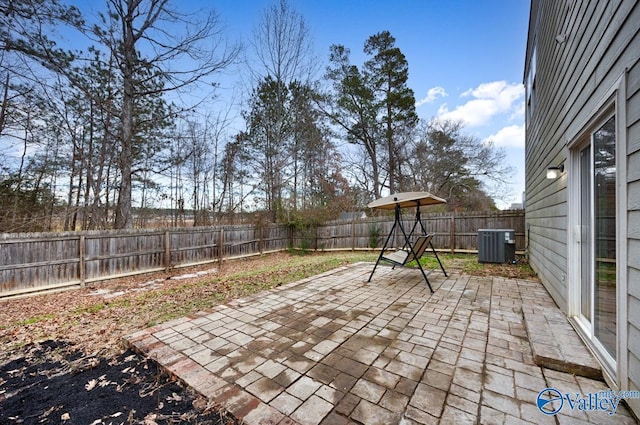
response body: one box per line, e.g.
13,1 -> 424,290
325,31 -> 416,200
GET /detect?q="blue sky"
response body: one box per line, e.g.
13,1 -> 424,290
211,0 -> 531,208
75,0 -> 531,208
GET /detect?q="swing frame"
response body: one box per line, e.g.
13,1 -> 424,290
367,193 -> 448,292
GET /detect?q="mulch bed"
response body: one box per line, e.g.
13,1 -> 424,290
0,340 -> 234,425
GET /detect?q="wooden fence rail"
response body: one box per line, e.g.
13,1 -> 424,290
0,210 -> 524,298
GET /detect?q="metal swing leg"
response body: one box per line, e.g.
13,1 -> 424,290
368,215 -> 398,282
415,206 -> 447,277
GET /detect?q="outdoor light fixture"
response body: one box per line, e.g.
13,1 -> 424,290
546,163 -> 565,179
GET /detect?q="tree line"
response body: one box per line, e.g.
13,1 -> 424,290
0,0 -> 513,233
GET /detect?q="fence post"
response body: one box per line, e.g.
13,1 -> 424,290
351,217 -> 356,251
311,226 -> 315,251
259,225 -> 264,255
450,216 -> 456,254
164,230 -> 171,272
218,227 -> 225,264
289,225 -> 293,249
79,235 -> 85,287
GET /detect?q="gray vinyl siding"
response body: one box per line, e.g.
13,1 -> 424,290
526,0 -> 640,417
526,0 -> 639,307
628,54 -> 640,411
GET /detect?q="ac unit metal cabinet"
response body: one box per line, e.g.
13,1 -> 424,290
478,229 -> 516,263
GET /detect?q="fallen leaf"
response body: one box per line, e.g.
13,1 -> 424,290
192,397 -> 207,410
61,412 -> 70,421
144,413 -> 158,425
98,379 -> 112,387
167,392 -> 182,402
85,379 -> 97,391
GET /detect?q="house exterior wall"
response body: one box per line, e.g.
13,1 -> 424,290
627,49 -> 640,416
525,0 -> 640,416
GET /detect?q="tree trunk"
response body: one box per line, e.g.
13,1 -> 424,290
387,101 -> 395,194
114,0 -> 136,229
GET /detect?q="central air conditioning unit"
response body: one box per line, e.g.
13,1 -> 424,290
478,229 -> 516,263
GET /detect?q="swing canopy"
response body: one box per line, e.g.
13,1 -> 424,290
367,191 -> 446,210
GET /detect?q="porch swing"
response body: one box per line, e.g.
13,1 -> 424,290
367,192 -> 448,293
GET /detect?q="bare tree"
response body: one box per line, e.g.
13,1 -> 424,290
408,119 -> 514,210
204,109 -> 236,220
219,133 -> 255,217
239,0 -> 320,221
250,0 -> 317,85
94,0 -> 240,228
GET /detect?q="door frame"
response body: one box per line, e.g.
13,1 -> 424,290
566,72 -> 627,387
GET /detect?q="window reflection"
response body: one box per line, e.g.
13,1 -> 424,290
593,115 -> 616,358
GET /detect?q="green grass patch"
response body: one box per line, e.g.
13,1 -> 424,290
72,303 -> 106,315
109,298 -> 132,308
17,313 -> 55,326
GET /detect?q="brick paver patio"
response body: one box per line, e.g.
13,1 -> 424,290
125,262 -> 638,424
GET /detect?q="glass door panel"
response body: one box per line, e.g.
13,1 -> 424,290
593,116 -> 616,358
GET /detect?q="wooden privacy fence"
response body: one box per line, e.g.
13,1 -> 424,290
309,210 -> 525,252
0,225 -> 291,298
0,210 -> 524,298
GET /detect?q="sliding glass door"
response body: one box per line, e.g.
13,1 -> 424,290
577,114 -> 617,361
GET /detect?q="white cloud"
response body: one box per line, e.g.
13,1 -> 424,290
483,124 -> 525,148
510,101 -> 526,121
437,81 -> 524,127
416,86 -> 447,107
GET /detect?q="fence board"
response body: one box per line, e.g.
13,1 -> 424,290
0,210 -> 524,297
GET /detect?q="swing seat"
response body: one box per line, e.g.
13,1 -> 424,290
382,234 -> 433,267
